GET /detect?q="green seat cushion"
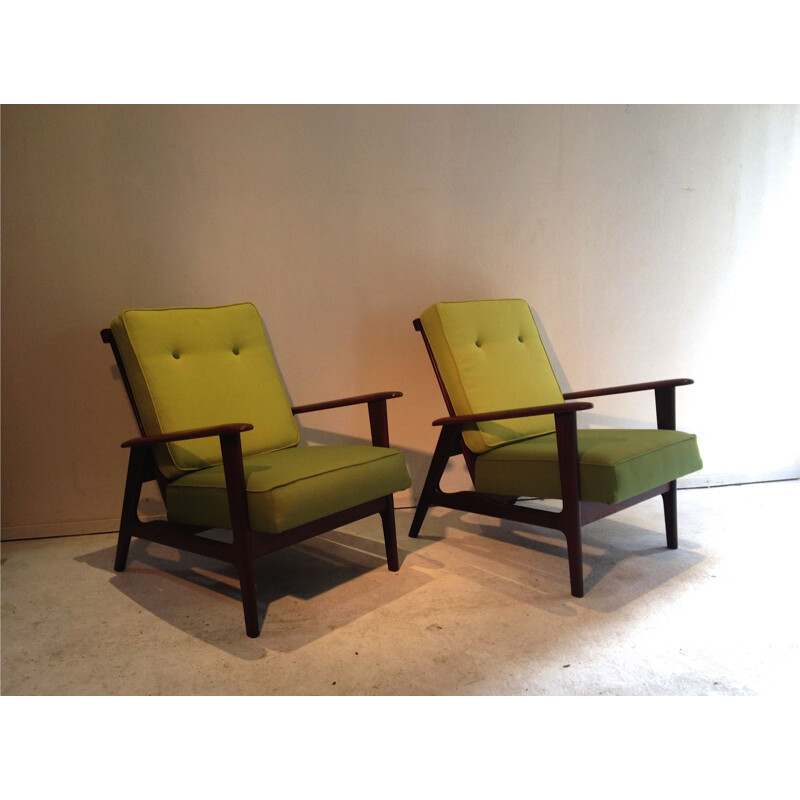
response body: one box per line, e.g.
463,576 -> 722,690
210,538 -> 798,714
474,428 -> 703,504
166,445 -> 412,534
419,300 -> 564,454
111,303 -> 299,479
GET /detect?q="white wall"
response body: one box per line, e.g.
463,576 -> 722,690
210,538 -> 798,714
2,104 -> 798,539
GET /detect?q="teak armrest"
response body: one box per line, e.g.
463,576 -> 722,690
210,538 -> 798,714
432,400 -> 594,427
564,378 -> 694,431
292,391 -> 403,448
121,423 -> 254,448
563,378 -> 694,400
291,391 -> 403,415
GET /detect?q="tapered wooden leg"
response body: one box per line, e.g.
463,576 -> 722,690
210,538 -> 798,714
655,386 -> 679,550
380,496 -> 400,571
236,554 -> 261,638
114,532 -> 132,572
115,446 -> 148,572
220,431 -> 261,637
565,523 -> 585,598
561,490 -> 584,597
408,499 -> 430,540
663,480 -> 678,549
554,409 -> 585,597
409,425 -> 461,539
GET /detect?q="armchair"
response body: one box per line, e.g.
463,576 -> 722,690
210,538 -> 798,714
102,303 -> 410,637
410,299 -> 702,597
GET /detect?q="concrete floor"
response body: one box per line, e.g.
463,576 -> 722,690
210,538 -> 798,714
2,480 -> 798,696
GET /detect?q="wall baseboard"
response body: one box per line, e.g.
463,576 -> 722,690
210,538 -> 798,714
1,488 -> 420,542
2,479 -> 795,542
679,468 -> 799,489
1,517 -> 123,542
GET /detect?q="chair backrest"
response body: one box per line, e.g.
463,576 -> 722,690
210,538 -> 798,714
110,303 -> 299,480
418,299 -> 564,454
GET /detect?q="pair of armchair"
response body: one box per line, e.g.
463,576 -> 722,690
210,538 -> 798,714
102,300 -> 701,637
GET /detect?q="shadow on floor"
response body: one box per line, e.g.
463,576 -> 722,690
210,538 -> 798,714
77,529 -> 433,659
76,496 -> 706,658
406,502 -> 707,615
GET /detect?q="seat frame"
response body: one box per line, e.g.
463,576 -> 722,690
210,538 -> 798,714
409,317 -> 694,597
102,327 -> 402,637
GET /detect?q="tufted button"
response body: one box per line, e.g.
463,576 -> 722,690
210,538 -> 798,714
232,347 -> 240,356
475,341 -> 482,348
172,351 -> 180,359
518,336 -> 524,343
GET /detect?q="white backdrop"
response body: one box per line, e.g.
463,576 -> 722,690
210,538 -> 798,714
2,104 -> 798,538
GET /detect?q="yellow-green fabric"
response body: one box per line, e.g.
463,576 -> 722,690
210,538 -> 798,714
111,303 -> 299,479
419,300 -> 564,453
475,428 -> 703,504
166,445 -> 411,534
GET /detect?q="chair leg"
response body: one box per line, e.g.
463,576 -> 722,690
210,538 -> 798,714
240,587 -> 260,638
235,549 -> 261,638
408,495 -> 431,540
554,410 -> 584,597
409,425 -> 460,539
663,480 -> 678,549
566,540 -> 584,597
114,531 -> 132,572
563,512 -> 585,598
380,496 -> 400,571
219,432 -> 262,637
115,445 -> 148,572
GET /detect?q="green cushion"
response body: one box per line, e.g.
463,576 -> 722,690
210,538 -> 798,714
111,303 -> 299,479
419,300 -> 564,453
474,428 -> 703,504
166,445 -> 412,534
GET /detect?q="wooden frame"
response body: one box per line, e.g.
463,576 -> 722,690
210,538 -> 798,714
409,318 -> 693,597
102,328 -> 402,637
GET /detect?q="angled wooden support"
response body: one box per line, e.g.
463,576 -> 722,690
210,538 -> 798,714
409,401 -> 594,597
111,415 -> 405,637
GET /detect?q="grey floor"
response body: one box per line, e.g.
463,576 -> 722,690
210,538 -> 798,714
2,480 -> 798,696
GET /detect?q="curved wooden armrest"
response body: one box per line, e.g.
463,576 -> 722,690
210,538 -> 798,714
121,423 -> 254,448
291,391 -> 403,415
563,378 -> 693,400
432,400 -> 593,427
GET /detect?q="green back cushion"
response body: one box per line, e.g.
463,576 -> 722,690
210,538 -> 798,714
419,300 -> 564,453
111,303 -> 299,479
